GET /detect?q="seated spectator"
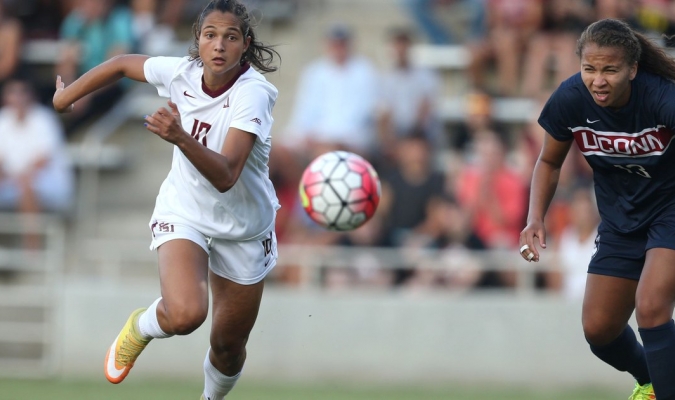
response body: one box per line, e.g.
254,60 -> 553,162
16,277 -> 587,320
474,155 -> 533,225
0,78 -> 74,248
377,27 -> 444,164
403,0 -> 486,44
12,0 -> 69,40
467,0 -> 544,96
283,24 -> 379,161
0,3 -> 22,89
130,0 -> 177,55
378,133 -> 446,285
521,0 -> 595,97
455,130 -> 527,287
56,0 -> 134,136
449,90 -> 506,152
402,194 -> 487,292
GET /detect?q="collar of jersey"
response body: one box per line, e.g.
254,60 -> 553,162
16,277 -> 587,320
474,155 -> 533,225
201,63 -> 250,98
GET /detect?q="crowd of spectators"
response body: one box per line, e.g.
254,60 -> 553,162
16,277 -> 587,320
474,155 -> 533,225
269,0 -> 675,295
3,0 -> 673,293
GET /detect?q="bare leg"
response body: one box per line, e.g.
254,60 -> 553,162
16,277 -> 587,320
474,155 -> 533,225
493,28 -> 519,96
17,176 -> 41,250
521,34 -> 551,97
636,248 -> 675,328
583,273 -> 650,386
156,239 -> 210,335
208,272 -> 264,375
582,273 -> 637,345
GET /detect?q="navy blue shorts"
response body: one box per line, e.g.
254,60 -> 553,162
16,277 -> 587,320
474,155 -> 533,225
589,206 -> 675,280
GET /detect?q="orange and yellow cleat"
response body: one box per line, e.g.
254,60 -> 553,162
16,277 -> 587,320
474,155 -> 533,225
104,308 -> 150,384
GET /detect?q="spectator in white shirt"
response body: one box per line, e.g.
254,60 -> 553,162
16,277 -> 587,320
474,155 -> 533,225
377,27 -> 444,162
0,78 -> 74,247
283,24 -> 379,159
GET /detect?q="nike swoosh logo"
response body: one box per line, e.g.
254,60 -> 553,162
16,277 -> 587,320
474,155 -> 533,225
105,338 -> 126,379
184,91 -> 196,98
586,118 -> 600,123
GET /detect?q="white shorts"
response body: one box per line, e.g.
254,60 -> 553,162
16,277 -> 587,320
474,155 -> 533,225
149,219 -> 278,285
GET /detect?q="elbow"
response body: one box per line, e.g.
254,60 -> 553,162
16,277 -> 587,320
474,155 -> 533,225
213,177 -> 236,193
212,165 -> 241,193
214,183 -> 233,193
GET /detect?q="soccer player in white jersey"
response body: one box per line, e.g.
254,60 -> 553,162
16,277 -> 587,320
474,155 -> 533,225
53,1 -> 280,398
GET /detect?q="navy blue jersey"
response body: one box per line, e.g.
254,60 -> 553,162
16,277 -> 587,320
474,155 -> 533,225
539,70 -> 675,233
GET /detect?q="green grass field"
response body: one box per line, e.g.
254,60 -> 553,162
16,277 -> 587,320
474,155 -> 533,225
0,379 -> 626,400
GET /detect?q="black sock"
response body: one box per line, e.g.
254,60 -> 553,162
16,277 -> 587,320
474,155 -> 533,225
589,325 -> 651,386
639,320 -> 675,400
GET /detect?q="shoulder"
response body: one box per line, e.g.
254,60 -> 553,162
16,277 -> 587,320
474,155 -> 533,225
543,73 -> 588,115
145,56 -> 196,75
237,69 -> 278,98
302,58 -> 332,76
551,73 -> 586,102
636,70 -> 675,99
348,56 -> 376,73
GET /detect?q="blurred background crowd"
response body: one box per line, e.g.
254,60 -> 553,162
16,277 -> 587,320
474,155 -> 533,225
1,0 -> 673,296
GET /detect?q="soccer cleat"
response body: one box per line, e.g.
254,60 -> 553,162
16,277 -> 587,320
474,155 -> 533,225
104,308 -> 151,384
629,382 -> 655,400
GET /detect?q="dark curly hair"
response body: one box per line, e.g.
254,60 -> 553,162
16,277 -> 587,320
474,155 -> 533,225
188,0 -> 280,74
577,18 -> 675,82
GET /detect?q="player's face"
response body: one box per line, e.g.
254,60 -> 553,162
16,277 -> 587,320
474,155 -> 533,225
580,43 -> 637,109
198,11 -> 250,86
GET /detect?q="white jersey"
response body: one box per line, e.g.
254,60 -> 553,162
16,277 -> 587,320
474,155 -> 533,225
143,56 -> 279,241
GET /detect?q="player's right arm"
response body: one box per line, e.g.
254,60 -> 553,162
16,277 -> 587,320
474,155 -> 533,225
519,134 -> 573,262
53,54 -> 149,113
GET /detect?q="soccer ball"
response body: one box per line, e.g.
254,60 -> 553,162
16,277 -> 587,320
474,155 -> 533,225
299,151 -> 381,231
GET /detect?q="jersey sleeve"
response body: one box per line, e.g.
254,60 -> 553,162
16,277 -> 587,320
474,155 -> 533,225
230,82 -> 277,142
143,56 -> 186,98
538,88 -> 575,141
656,81 -> 675,129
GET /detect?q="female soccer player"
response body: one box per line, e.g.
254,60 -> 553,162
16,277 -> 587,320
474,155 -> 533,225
520,18 -> 675,400
53,1 -> 280,398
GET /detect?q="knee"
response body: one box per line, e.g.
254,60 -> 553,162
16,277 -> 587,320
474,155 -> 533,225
635,295 -> 672,328
210,334 -> 248,360
582,316 -> 623,346
164,304 -> 207,335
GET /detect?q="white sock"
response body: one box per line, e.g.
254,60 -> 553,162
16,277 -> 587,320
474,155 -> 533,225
138,298 -> 172,339
203,348 -> 241,400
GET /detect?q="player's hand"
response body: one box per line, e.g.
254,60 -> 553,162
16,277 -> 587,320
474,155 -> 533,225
167,100 -> 181,125
519,219 -> 547,262
144,103 -> 185,144
53,75 -> 74,113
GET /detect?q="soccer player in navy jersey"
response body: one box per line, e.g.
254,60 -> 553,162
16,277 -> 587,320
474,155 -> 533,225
519,18 -> 675,400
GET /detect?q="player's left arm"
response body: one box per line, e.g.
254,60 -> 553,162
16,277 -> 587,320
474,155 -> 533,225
144,101 -> 256,193
179,127 -> 255,193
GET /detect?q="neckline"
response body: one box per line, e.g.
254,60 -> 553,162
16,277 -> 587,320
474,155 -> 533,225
201,63 -> 250,98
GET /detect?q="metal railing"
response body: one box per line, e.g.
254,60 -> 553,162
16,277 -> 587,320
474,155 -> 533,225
74,85 -> 166,237
77,237 -> 561,294
0,212 -> 66,377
